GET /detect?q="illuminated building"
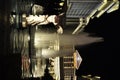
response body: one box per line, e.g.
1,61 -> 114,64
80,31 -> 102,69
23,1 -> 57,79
0,0 -> 119,80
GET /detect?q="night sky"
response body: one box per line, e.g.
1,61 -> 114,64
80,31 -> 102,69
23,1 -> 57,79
76,8 -> 120,80
0,0 -> 120,80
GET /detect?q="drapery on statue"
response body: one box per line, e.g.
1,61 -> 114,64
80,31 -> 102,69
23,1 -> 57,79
26,13 -> 64,34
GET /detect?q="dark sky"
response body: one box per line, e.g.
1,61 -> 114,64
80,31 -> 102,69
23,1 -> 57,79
76,8 -> 120,80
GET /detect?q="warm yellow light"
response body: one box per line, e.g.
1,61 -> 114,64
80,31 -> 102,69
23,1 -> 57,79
59,2 -> 64,6
73,50 -> 82,69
